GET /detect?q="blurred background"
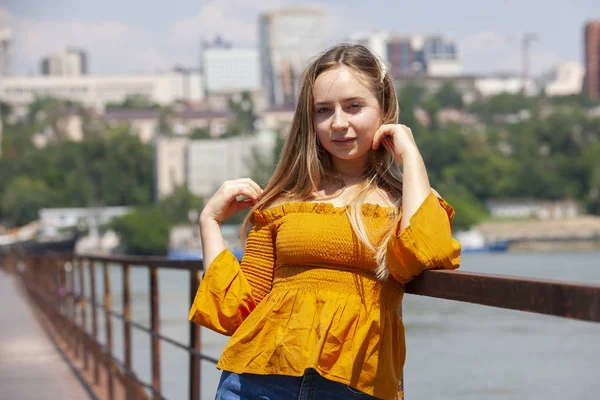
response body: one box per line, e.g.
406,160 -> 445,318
0,1 -> 599,399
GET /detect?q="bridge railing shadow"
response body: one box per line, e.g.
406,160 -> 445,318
2,251 -> 599,400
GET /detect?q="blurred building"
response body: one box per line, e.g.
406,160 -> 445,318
202,37 -> 260,95
259,8 -> 326,106
584,21 -> 600,100
0,27 -> 11,77
154,132 -> 277,200
347,31 -> 390,62
348,32 -> 461,78
154,136 -> 189,200
41,48 -> 88,77
104,108 -> 231,144
485,199 -> 582,220
0,70 -> 204,116
474,75 -> 539,97
419,35 -> 462,77
544,62 -> 585,97
387,36 -> 418,77
258,103 -> 295,134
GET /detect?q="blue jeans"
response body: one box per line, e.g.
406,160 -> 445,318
215,368 -> 379,400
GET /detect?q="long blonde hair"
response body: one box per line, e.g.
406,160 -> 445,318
242,43 -> 403,280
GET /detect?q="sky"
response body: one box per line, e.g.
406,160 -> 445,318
0,0 -> 599,77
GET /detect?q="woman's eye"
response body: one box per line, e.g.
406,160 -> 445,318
349,103 -> 362,110
316,107 -> 330,114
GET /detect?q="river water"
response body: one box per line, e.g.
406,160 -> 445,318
85,251 -> 600,400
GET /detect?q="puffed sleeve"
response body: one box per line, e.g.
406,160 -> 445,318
188,220 -> 276,336
387,192 -> 461,284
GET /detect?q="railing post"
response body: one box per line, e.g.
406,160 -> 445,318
57,258 -> 67,341
122,263 -> 133,398
104,262 -> 114,400
68,259 -> 77,358
150,267 -> 161,400
78,257 -> 89,371
90,260 -> 100,385
189,269 -> 201,400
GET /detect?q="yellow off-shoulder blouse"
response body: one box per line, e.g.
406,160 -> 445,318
189,192 -> 461,400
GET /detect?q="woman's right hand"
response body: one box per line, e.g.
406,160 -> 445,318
200,178 -> 263,224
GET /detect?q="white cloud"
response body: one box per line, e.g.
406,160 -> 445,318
2,5 -> 565,77
2,3 -> 281,74
459,30 -> 563,75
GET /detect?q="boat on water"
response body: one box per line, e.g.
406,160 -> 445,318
0,221 -> 80,256
455,229 -> 510,253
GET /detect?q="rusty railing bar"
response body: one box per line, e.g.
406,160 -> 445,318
89,260 -> 100,385
80,254 -> 202,271
150,266 -> 161,400
189,268 -> 201,400
77,258 -> 89,371
68,261 -> 78,358
405,269 -> 600,323
102,349 -> 169,400
85,301 -> 219,364
103,262 -> 115,400
122,262 -> 134,399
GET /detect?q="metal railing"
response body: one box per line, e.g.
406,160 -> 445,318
2,250 -> 600,400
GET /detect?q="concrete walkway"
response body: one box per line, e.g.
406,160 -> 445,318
0,270 -> 91,400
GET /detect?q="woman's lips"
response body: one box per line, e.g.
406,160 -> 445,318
332,137 -> 356,146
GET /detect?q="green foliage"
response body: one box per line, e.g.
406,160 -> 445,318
247,132 -> 285,187
106,95 -> 160,110
468,92 -> 536,124
110,207 -> 171,255
435,82 -> 464,109
397,84 -> 425,129
224,91 -> 257,137
1,176 -> 54,227
190,127 -> 212,139
159,186 -> 204,224
435,183 -> 489,232
0,101 -> 11,122
0,128 -> 154,227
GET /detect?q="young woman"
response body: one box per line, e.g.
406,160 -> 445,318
189,43 -> 461,400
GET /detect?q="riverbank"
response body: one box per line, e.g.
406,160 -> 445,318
475,216 -> 600,250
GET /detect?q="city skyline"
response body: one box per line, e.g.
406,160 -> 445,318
0,0 -> 599,77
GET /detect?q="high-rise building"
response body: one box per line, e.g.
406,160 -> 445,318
417,35 -> 461,77
348,31 -> 390,62
584,21 -> 600,100
347,31 -> 461,78
202,45 -> 260,94
41,48 -> 88,77
387,37 -> 418,77
0,27 -> 11,77
259,8 -> 326,106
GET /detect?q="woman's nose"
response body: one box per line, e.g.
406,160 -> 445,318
331,109 -> 348,131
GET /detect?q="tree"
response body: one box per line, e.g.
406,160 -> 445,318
435,82 -> 464,109
1,176 -> 53,227
110,207 -> 171,255
397,84 -> 425,130
0,101 -> 11,123
26,97 -> 71,142
157,106 -> 175,136
224,91 -> 257,137
247,131 -> 285,187
159,186 -> 204,224
106,94 -> 160,110
190,127 -> 211,139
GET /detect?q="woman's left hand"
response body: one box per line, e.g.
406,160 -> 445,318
372,124 -> 420,165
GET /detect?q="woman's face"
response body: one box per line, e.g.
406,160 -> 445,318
313,65 -> 382,169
